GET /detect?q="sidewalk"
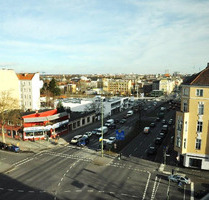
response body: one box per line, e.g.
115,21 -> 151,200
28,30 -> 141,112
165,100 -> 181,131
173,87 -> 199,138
0,136 -> 68,153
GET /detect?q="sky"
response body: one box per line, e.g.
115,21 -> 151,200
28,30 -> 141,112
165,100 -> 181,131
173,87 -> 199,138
0,0 -> 209,75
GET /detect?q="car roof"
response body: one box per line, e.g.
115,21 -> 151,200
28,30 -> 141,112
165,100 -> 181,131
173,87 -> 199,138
74,135 -> 82,138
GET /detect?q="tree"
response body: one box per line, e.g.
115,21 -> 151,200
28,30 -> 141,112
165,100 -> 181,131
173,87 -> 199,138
0,91 -> 19,143
48,78 -> 61,97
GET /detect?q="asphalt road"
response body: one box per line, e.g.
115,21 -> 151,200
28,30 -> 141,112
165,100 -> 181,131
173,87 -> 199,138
0,145 -> 193,200
0,99 -> 208,199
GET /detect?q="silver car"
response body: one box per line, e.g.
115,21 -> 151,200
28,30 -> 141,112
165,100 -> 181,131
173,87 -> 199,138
168,175 -> 191,184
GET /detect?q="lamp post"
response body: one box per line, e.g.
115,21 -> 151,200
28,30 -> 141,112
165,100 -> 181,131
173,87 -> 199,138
101,97 -> 104,157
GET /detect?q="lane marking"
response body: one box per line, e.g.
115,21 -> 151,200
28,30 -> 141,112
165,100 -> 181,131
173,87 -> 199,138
18,190 -> 24,192
151,176 -> 157,200
7,189 -> 14,192
142,171 -> 151,200
191,182 -> 194,200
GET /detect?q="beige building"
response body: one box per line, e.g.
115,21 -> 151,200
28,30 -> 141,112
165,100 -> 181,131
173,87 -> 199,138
104,79 -> 132,95
174,63 -> 209,170
0,68 -> 20,107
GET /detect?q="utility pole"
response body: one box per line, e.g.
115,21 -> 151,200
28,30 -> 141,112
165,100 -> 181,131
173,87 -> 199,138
101,97 -> 104,157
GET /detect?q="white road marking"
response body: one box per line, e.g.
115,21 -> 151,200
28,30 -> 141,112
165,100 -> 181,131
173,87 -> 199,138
134,147 -> 137,152
18,190 -> 24,192
76,190 -> 82,192
184,184 -> 186,200
151,176 -> 157,200
142,171 -> 151,200
0,188 -> 4,190
28,190 -> 35,193
7,189 -> 14,191
191,182 -> 194,200
87,190 -> 93,192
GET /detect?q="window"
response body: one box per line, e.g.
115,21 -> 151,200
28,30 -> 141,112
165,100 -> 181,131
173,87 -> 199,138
183,102 -> 188,112
197,121 -> 203,132
176,137 -> 181,148
177,120 -> 182,131
183,138 -> 187,149
87,117 -> 90,123
195,139 -> 201,150
198,103 -> 204,115
196,89 -> 203,97
183,88 -> 189,96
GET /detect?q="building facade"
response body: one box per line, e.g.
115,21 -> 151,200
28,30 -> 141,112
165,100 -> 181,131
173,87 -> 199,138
174,63 -> 209,170
17,73 -> 43,111
0,68 -> 20,106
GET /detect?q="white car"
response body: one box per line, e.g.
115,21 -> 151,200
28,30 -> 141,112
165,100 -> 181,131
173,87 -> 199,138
70,135 -> 83,144
168,175 -> 191,184
106,137 -> 116,144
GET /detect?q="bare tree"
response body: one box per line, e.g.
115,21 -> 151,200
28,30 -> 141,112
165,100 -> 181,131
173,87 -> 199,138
0,91 -> 19,143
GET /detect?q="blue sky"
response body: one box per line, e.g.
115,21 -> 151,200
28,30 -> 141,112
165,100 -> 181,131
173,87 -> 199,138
0,0 -> 209,74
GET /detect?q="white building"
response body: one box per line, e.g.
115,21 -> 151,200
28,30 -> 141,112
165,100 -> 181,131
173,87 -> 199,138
17,73 -> 43,111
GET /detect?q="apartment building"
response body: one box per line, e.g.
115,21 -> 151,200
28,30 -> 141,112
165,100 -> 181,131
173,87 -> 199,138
0,68 -> 20,105
105,79 -> 132,95
17,73 -> 43,111
174,63 -> 209,170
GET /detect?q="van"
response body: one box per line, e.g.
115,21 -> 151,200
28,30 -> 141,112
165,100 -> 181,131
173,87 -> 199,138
144,127 -> 150,134
126,110 -> 133,117
96,126 -> 108,136
105,119 -> 114,127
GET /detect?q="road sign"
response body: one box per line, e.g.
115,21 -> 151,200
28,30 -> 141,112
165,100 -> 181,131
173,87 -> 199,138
116,130 -> 125,140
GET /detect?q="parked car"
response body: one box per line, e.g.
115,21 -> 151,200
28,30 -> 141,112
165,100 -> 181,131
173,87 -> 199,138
126,110 -> 134,117
158,132 -> 165,139
150,122 -> 155,127
155,117 -> 160,122
106,137 -> 116,145
168,119 -> 173,125
161,125 -> 168,133
162,119 -> 167,124
155,137 -> 163,145
70,135 -> 83,144
84,131 -> 92,138
109,123 -> 116,129
105,119 -> 114,127
168,175 -> 191,184
120,119 -> 126,124
144,127 -> 150,134
147,145 -> 157,155
96,126 -> 108,136
91,128 -> 99,135
77,135 -> 89,147
4,144 -> 20,153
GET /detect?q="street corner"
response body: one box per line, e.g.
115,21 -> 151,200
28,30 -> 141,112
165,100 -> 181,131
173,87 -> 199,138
92,156 -> 113,166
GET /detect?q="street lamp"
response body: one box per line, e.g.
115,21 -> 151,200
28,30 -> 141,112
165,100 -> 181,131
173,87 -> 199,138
101,97 -> 104,157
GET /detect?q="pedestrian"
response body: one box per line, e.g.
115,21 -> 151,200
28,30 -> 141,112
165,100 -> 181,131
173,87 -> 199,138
172,169 -> 174,175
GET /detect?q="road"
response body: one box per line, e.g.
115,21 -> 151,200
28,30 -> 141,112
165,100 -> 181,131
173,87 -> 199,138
0,145 -> 193,200
0,99 -> 208,199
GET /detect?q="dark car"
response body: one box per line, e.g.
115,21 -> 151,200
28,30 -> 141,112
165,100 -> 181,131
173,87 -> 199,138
114,119 -> 119,124
161,125 -> 168,133
150,122 -> 156,127
109,123 -> 116,129
158,132 -> 165,139
5,144 -> 20,153
162,119 -> 167,124
155,137 -> 163,145
147,146 -> 157,155
155,117 -> 160,122
120,119 -> 126,124
77,135 -> 89,147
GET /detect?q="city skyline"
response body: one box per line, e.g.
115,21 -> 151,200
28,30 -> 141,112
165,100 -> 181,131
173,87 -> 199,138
0,0 -> 209,74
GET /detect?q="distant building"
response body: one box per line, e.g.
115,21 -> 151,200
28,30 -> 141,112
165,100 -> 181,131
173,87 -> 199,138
17,73 -> 43,111
174,63 -> 209,170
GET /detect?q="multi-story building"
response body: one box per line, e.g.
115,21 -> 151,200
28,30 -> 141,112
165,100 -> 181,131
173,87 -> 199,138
0,68 -> 20,105
17,73 -> 43,111
174,63 -> 209,170
106,79 -> 132,95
